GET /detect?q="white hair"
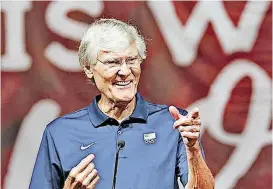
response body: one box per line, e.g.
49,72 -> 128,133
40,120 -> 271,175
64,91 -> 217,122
78,18 -> 147,68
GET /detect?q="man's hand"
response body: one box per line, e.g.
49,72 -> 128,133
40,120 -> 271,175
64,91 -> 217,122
169,106 -> 201,148
63,154 -> 99,189
170,106 -> 215,188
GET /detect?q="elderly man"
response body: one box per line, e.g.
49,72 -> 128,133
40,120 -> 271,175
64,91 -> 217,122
30,18 -> 214,189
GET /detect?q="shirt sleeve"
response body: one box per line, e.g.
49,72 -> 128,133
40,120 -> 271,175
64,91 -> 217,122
29,128 -> 63,189
176,135 -> 206,187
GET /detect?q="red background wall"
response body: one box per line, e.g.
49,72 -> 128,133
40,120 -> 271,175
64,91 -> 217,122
1,1 -> 272,189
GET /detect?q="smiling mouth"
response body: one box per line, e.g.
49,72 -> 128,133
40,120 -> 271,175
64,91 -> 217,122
113,81 -> 132,87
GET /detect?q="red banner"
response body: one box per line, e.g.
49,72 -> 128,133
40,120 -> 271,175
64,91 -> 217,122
1,1 -> 272,189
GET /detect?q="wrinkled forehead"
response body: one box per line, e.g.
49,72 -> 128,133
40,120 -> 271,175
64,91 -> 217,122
98,42 -> 139,60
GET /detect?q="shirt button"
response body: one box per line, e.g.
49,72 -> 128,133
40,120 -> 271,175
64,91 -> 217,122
117,131 -> 122,135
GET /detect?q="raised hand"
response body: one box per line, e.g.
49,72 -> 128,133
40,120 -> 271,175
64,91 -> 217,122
63,154 -> 99,189
169,106 -> 201,148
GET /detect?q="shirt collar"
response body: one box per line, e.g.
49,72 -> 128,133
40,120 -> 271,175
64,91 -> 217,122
88,93 -> 148,127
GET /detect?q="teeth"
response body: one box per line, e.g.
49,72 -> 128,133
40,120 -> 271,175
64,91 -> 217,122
115,81 -> 131,86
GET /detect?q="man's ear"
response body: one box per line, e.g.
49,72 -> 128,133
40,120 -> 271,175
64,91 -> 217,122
83,65 -> 93,79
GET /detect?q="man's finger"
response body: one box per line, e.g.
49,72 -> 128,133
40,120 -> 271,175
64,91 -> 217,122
187,107 -> 199,119
169,106 -> 183,121
69,154 -> 95,178
173,118 -> 192,129
63,175 -> 74,188
180,131 -> 199,139
76,162 -> 95,182
87,175 -> 100,189
192,119 -> 201,125
82,169 -> 98,187
177,125 -> 200,133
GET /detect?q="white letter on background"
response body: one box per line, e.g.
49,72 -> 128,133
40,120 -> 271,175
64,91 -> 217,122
45,1 -> 103,71
186,60 -> 271,189
148,1 -> 270,66
4,99 -> 61,189
1,1 -> 32,71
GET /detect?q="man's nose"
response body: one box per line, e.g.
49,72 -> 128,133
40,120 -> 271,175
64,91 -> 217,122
118,62 -> 131,76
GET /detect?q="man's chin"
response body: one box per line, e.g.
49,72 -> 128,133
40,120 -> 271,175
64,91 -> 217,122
115,96 -> 134,102
113,93 -> 135,103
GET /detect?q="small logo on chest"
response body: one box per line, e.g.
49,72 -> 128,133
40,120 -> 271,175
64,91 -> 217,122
143,132 -> 156,144
80,142 -> 96,150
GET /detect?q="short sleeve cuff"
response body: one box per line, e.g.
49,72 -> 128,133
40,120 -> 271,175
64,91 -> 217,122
180,172 -> 188,187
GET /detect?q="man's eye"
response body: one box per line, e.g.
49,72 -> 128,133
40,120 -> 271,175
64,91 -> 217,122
106,60 -> 120,65
127,58 -> 138,63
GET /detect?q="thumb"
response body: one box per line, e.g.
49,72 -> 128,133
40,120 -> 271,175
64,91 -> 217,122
188,107 -> 200,119
169,106 -> 183,120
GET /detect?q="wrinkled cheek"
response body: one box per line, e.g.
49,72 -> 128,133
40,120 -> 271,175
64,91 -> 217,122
135,77 -> 141,87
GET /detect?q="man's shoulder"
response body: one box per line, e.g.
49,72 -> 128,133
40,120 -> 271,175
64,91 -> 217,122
144,100 -> 188,117
61,106 -> 90,119
46,105 -> 90,132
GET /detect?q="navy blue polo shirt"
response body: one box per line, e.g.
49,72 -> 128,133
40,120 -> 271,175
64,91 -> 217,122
30,93 -> 205,189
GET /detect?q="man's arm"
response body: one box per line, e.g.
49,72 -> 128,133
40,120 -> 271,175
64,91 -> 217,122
30,128 -> 100,189
29,128 -> 62,189
170,106 -> 214,189
185,143 -> 214,189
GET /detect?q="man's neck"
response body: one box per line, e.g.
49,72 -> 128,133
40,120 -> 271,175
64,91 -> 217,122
98,95 -> 136,121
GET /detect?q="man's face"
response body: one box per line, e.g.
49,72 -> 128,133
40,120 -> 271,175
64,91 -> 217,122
85,43 -> 142,103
